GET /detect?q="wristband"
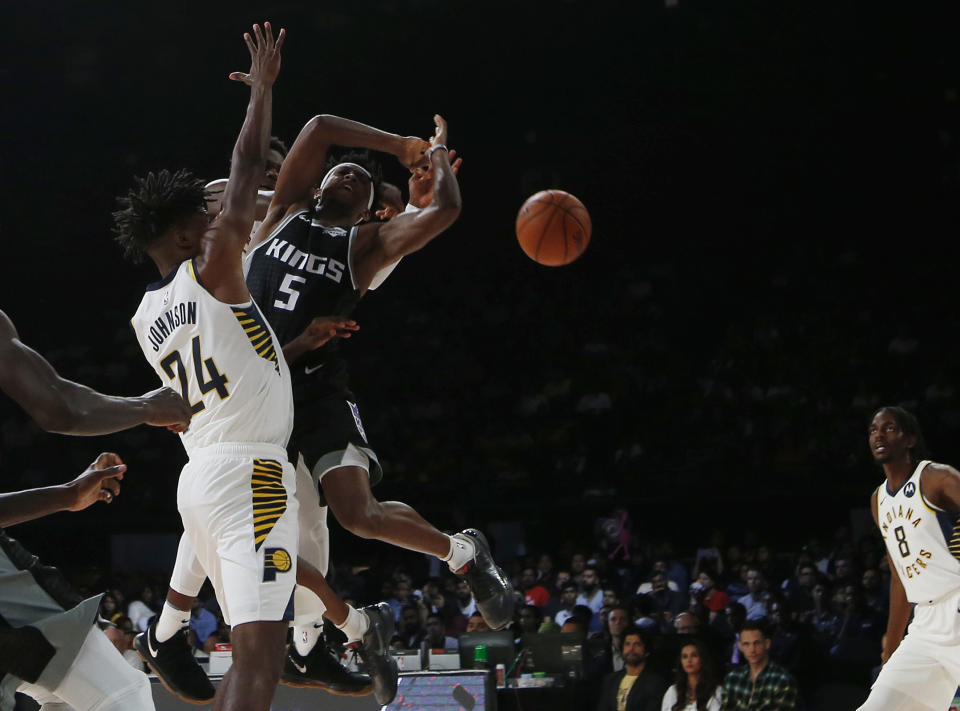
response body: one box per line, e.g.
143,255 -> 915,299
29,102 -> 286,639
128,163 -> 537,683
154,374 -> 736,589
426,144 -> 448,161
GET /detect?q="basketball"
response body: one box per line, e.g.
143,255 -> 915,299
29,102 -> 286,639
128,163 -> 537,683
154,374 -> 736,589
515,190 -> 592,266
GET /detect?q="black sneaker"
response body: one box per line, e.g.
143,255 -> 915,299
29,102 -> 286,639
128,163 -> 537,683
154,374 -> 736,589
350,602 -> 399,706
135,621 -> 215,705
280,640 -> 372,696
452,529 -> 515,630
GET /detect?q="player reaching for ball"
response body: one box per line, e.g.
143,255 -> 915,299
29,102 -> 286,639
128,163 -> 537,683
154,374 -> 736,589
114,23 -> 399,709
142,111 -> 515,697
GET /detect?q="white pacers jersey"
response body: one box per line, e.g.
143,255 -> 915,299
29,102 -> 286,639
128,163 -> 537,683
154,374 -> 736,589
877,459 -> 960,603
131,259 -> 293,456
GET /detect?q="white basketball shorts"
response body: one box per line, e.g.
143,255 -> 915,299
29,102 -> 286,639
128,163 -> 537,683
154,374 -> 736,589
177,443 -> 298,627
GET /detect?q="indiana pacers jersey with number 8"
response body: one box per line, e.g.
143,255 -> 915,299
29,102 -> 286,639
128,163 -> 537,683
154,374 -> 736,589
876,459 -> 960,603
131,259 -> 293,455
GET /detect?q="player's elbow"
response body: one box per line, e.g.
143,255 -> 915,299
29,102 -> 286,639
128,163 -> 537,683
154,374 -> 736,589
33,403 -> 81,434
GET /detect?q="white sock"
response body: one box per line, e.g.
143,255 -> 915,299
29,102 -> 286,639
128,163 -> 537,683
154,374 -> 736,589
443,534 -> 476,572
294,622 -> 323,657
335,606 -> 369,644
155,602 -> 190,643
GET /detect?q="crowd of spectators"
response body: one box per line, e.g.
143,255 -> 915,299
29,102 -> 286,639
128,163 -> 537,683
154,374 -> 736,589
83,526 -> 895,710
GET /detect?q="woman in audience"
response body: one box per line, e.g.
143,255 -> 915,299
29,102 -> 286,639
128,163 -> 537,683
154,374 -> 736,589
661,638 -> 721,711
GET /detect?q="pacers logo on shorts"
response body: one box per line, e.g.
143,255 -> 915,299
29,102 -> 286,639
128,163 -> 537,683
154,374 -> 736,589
263,547 -> 293,582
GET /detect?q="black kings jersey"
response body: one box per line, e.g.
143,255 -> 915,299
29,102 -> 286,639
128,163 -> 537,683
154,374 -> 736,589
244,209 -> 362,401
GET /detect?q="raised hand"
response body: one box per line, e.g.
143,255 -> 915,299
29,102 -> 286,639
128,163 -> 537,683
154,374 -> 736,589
399,136 -> 431,172
66,452 -> 126,510
430,113 -> 449,148
229,21 -> 286,87
409,149 -> 462,209
140,386 -> 192,432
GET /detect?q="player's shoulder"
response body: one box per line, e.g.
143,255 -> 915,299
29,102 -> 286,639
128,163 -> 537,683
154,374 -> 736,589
0,310 -> 16,342
920,460 -> 960,483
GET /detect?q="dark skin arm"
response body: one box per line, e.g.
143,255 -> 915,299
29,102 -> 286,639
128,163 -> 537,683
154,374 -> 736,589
0,453 -> 125,527
872,488 -> 911,663
251,116 -> 429,250
281,316 -> 359,366
195,22 -> 284,303
0,309 -> 190,434
351,115 -> 462,292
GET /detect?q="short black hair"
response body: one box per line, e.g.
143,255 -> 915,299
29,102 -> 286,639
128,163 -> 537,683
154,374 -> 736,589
112,169 -> 207,264
740,620 -> 769,639
620,626 -> 648,653
269,135 -> 289,158
872,406 -> 930,463
323,149 -> 384,215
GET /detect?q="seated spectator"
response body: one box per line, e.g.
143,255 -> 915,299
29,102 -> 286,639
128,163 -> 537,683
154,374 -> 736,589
633,595 -> 662,632
536,552 -> 557,589
420,612 -> 459,653
674,612 -> 701,637
517,604 -> 544,635
860,568 -> 887,618
102,615 -> 144,672
454,578 -> 478,619
637,561 -> 681,593
642,572 -> 685,622
554,581 -> 580,627
737,567 -> 771,621
603,586 -> 623,610
578,565 -> 605,614
397,603 -> 426,649
597,627 -> 667,711
590,604 -> 632,675
189,597 -> 219,653
660,638 -> 722,711
99,592 -> 122,624
387,574 -> 415,623
465,611 -> 490,633
721,621 -> 797,711
780,561 -> 817,617
126,584 -> 160,632
690,568 -> 729,623
520,566 -> 552,608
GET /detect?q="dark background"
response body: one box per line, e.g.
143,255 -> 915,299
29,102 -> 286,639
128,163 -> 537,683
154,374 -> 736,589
1,0 -> 959,575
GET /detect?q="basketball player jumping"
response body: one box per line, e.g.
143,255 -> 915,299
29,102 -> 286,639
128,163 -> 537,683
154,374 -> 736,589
114,23 -> 397,709
859,406 -> 960,711
0,309 -> 190,709
142,109 -> 514,696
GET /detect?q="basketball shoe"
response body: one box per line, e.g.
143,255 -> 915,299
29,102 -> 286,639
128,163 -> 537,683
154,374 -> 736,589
280,639 -> 371,695
349,602 -> 398,706
452,529 -> 515,630
135,621 -> 215,704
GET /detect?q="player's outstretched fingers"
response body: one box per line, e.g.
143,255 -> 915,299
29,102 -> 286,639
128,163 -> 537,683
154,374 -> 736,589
94,452 -> 125,471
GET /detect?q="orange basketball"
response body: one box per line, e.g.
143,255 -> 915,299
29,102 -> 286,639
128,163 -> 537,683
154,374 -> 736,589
515,190 -> 592,266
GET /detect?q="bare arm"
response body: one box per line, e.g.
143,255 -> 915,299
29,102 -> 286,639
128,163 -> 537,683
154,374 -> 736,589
351,115 -> 462,292
0,310 -> 190,434
204,179 -> 274,224
252,116 -> 429,249
196,22 -> 284,302
872,488 -> 910,662
0,453 -> 125,527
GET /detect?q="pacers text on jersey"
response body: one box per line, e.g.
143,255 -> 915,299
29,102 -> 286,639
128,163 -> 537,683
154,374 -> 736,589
264,237 -> 345,284
146,301 -> 197,352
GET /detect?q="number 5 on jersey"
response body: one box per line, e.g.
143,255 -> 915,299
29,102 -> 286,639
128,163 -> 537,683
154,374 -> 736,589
160,336 -> 230,414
